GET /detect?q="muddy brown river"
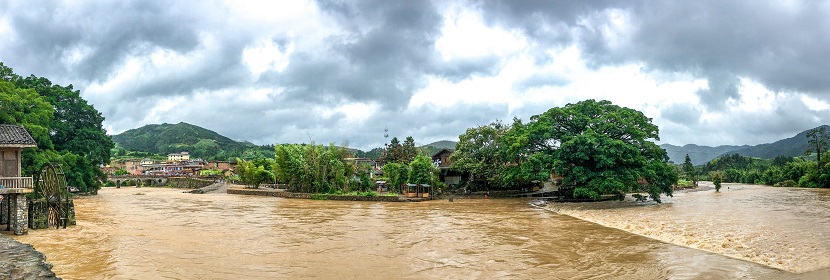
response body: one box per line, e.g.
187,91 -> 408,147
9,185 -> 830,279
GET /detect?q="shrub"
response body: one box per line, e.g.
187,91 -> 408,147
573,187 -> 599,200
711,171 -> 723,192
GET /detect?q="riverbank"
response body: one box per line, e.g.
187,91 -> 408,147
0,233 -> 60,279
546,182 -> 830,275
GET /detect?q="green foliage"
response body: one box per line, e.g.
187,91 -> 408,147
408,154 -> 436,185
200,169 -> 224,177
702,152 -> 830,188
520,99 -> 676,202
356,163 -> 373,192
573,187 -> 599,200
711,171 -> 723,191
402,137 -> 417,164
762,166 -> 783,185
0,81 -> 54,148
354,147 -> 385,160
682,154 -> 696,184
450,121 -> 510,189
15,75 -> 113,167
383,136 -> 419,164
111,122 -> 271,161
357,190 -> 378,197
273,143 -> 353,193
2,63 -> 112,193
114,169 -> 130,176
236,158 -> 276,188
774,180 -> 797,188
382,163 -> 409,193
498,117 -> 551,188
806,126 -> 828,164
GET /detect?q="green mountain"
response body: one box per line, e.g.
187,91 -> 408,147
661,125 -> 829,165
660,144 -> 745,165
111,122 -> 266,160
725,125 -> 830,159
423,140 -> 457,150
421,140 -> 457,157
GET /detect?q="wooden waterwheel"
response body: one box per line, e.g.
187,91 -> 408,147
36,162 -> 70,229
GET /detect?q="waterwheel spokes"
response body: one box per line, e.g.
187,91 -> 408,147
36,163 -> 68,228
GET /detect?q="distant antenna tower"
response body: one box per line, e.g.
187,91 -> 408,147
382,127 -> 390,163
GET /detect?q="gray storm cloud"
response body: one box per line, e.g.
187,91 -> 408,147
1,0 -> 828,149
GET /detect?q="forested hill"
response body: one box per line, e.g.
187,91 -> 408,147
661,125 -> 830,165
726,125 -> 830,159
660,144 -> 745,165
424,140 -> 457,150
111,122 -> 261,160
420,140 -> 458,157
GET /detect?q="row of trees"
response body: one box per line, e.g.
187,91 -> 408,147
381,154 -> 440,193
262,143 -> 387,193
233,141 -> 442,194
1,62 -> 113,193
382,136 -> 418,164
450,99 -> 677,202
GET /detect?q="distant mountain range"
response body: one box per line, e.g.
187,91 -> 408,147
661,125 -> 829,165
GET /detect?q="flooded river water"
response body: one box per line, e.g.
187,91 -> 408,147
9,185 -> 829,279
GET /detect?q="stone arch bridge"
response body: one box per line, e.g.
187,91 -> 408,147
106,175 -> 215,189
107,175 -> 169,188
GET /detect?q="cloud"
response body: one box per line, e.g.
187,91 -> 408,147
1,0 -> 829,151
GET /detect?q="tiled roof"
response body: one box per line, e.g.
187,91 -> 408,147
0,124 -> 37,147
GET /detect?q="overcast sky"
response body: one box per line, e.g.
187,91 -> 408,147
1,0 -> 829,150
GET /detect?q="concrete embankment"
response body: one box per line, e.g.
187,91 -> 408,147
0,234 -> 60,279
227,187 -> 429,202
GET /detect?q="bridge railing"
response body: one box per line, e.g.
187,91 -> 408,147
0,177 -> 34,189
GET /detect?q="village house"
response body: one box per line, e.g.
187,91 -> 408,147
143,160 -> 205,176
206,160 -> 236,177
167,151 -> 190,163
431,148 -> 464,186
110,158 -> 144,175
345,157 -> 381,178
0,124 -> 37,235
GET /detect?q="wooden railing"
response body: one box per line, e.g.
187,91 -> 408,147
0,177 -> 34,188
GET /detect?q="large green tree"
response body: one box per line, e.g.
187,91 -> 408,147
15,75 -> 113,167
2,62 -> 114,193
450,121 -> 510,189
408,154 -> 436,185
523,99 -> 677,202
273,143 -> 352,193
401,136 -> 417,164
0,80 -> 54,147
806,126 -> 828,165
382,162 -> 409,193
682,154 -> 696,185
